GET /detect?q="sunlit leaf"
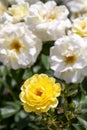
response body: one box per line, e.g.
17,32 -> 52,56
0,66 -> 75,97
0,102 -> 20,119
77,117 -> 87,129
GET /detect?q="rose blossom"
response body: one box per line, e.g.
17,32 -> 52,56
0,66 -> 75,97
26,1 -> 71,41
19,74 -> 61,114
50,34 -> 87,83
0,23 -> 42,69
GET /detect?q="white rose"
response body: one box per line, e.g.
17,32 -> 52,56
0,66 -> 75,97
7,3 -> 29,23
0,23 -> 42,69
50,34 -> 87,83
26,1 -> 71,41
72,15 -> 87,37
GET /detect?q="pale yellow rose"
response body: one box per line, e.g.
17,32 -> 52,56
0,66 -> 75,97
72,16 -> 87,37
8,3 -> 29,22
19,74 -> 61,114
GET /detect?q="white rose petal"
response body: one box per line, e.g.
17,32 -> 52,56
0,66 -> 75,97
0,13 -> 13,24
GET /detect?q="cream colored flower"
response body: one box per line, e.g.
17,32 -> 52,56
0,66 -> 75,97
8,3 -> 29,23
26,1 -> 71,41
0,2 -> 29,24
0,23 -> 42,69
50,34 -> 87,83
19,74 -> 61,114
72,16 -> 87,37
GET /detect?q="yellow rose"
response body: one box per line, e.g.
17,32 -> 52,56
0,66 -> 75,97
19,74 -> 61,114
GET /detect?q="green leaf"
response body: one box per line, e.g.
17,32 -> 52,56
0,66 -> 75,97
10,69 -> 24,82
41,54 -> 50,70
80,109 -> 87,114
0,102 -> 20,119
23,68 -> 33,80
77,117 -> 87,129
45,69 -> 54,77
73,123 -> 85,130
82,77 -> 87,93
0,125 -> 7,129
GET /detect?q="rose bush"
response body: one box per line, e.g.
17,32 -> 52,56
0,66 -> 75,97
1,0 -> 87,130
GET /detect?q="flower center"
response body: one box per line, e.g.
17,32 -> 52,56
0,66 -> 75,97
42,11 -> 56,22
10,39 -> 23,53
64,55 -> 77,64
81,22 -> 87,30
48,12 -> 56,21
36,90 -> 43,97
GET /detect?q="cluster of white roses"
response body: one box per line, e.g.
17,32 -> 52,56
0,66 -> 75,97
1,0 -> 87,83
51,0 -> 87,83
